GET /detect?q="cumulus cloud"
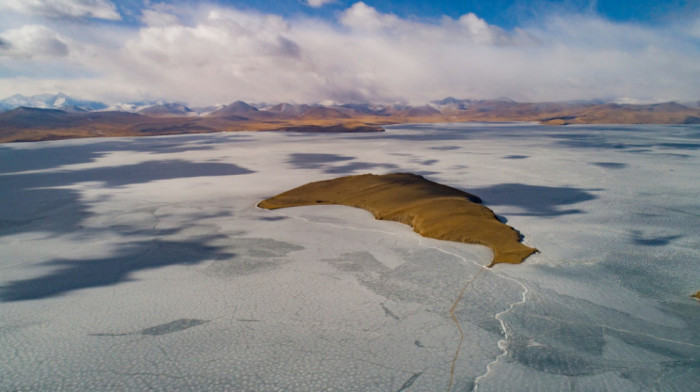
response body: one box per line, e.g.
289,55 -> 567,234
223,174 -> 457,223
1,2 -> 699,105
340,1 -> 401,30
341,3 -> 523,46
0,25 -> 69,59
0,0 -> 120,20
107,7 -> 310,104
306,0 -> 335,8
141,9 -> 181,27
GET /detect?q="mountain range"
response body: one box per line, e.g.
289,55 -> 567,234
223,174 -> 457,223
1,93 -> 699,143
0,93 -> 108,113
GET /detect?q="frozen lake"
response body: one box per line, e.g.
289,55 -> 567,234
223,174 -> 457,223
1,123 -> 698,391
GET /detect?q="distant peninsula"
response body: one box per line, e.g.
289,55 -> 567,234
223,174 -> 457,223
2,94 -> 700,143
258,173 -> 537,266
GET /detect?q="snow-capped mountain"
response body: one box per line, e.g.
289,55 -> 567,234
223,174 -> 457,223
138,103 -> 194,117
0,93 -> 108,112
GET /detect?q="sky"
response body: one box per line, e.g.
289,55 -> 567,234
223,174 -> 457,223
0,0 -> 699,106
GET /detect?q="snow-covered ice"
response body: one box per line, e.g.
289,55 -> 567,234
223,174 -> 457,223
1,123 -> 698,391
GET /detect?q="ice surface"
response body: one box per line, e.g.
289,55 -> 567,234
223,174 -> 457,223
1,124 -> 698,391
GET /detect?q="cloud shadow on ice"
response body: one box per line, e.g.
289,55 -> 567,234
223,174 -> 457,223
0,135 -> 244,175
0,159 -> 254,237
469,183 -> 599,216
288,152 -> 399,174
324,161 -> 399,174
630,230 -> 682,246
656,142 -> 700,150
288,153 -> 354,169
0,238 -> 234,302
103,137 -> 237,154
591,162 -> 627,169
91,319 -> 209,337
1,236 -> 306,301
258,216 -> 288,221
430,145 -> 461,151
550,131 -> 700,157
72,159 -> 253,188
0,187 -> 90,236
0,144 -> 106,174
347,132 -> 471,142
550,133 -> 645,151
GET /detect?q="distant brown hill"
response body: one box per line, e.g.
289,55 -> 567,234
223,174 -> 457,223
538,102 -> 700,125
0,107 -> 213,142
265,103 -> 311,117
138,103 -> 193,117
0,107 -> 76,129
208,101 -> 273,120
299,107 -> 350,120
2,98 -> 699,143
0,105 -> 382,143
395,105 -> 441,117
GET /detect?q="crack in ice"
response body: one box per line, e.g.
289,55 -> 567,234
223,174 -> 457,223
445,267 -> 484,392
261,205 -> 532,392
525,314 -> 700,348
472,272 -> 529,392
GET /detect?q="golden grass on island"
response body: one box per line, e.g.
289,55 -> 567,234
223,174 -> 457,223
258,173 -> 537,266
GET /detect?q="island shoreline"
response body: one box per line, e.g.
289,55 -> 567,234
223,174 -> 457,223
258,173 -> 538,266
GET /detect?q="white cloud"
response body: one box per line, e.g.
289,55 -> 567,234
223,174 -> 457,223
1,2 -> 699,105
108,8 -> 309,104
0,25 -> 69,59
139,3 -> 183,27
340,1 -> 401,31
0,0 -> 120,20
340,3 -> 521,46
457,13 -> 505,44
306,0 -> 334,8
141,9 -> 181,27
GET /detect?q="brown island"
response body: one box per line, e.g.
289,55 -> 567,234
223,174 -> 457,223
258,173 -> 537,266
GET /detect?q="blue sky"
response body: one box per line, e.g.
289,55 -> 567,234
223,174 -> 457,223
0,1 -> 698,105
132,0 -> 699,27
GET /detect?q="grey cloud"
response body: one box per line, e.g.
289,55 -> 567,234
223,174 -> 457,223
45,38 -> 69,57
0,0 -> 120,20
306,0 -> 334,8
0,25 -> 69,59
276,36 -> 301,58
